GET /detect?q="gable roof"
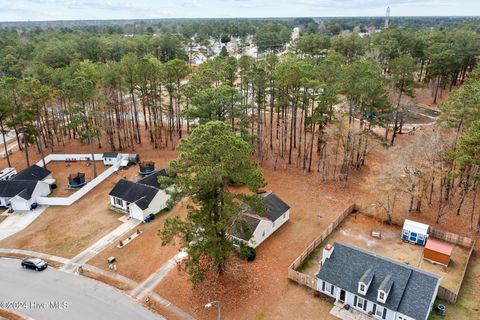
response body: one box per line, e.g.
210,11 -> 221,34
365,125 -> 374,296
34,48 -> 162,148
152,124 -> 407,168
261,191 -> 290,222
231,214 -> 262,241
317,242 -> 440,320
0,180 -> 39,199
137,169 -> 173,189
109,179 -> 159,209
13,165 -> 51,181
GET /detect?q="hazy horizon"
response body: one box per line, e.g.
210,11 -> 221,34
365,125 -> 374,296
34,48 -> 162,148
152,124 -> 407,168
0,1 -> 479,22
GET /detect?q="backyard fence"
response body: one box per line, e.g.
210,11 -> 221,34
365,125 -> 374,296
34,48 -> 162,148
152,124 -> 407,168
430,229 -> 476,303
287,203 -> 475,305
429,228 -> 475,248
287,203 -> 357,290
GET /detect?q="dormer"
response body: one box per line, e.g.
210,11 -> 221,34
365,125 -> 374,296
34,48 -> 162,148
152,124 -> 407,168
358,268 -> 374,295
377,274 -> 393,303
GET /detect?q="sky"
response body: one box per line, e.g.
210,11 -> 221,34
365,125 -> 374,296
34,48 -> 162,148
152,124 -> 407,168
0,0 -> 479,22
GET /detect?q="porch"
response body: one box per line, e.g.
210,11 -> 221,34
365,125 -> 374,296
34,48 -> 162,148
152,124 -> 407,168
330,301 -> 372,320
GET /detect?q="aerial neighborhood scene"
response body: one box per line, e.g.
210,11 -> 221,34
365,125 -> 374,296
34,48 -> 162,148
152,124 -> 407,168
0,1 -> 480,319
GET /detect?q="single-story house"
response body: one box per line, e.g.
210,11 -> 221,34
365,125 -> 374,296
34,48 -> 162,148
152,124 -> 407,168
231,191 -> 290,248
136,169 -> 170,189
102,153 -> 120,165
402,219 -> 430,245
0,180 -> 51,210
109,177 -> 170,221
317,242 -> 441,320
0,165 -> 53,211
424,238 -> 453,267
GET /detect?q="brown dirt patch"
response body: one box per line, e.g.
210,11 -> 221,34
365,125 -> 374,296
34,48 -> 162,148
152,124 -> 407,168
88,199 -> 189,283
154,164 -> 356,320
46,160 -> 106,197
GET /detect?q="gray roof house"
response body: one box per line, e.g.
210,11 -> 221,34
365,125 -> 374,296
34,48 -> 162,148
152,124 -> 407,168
230,191 -> 290,248
316,242 -> 441,320
109,169 -> 172,221
0,165 -> 53,211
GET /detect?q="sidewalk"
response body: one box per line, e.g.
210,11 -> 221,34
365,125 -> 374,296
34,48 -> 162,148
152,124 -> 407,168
131,251 -> 188,299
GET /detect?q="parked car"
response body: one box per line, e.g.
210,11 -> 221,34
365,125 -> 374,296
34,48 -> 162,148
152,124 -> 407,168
144,213 -> 155,223
21,258 -> 48,271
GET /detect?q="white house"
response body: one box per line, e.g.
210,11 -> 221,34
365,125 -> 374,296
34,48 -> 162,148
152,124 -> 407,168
231,191 -> 290,248
402,219 -> 430,245
0,165 -> 53,211
316,243 -> 441,320
109,169 -> 173,221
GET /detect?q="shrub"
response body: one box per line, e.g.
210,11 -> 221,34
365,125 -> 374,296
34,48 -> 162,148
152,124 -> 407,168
237,243 -> 256,261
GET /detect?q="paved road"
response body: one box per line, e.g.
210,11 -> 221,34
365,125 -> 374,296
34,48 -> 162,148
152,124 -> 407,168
0,258 -> 161,320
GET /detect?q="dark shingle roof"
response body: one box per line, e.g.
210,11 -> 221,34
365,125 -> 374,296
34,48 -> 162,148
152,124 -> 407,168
317,243 -> 440,320
379,274 -> 394,294
360,268 -> 374,285
261,192 -> 290,222
102,152 -> 118,158
137,169 -> 172,189
13,165 -> 51,181
0,180 -> 39,199
231,214 -> 261,241
109,179 -> 159,209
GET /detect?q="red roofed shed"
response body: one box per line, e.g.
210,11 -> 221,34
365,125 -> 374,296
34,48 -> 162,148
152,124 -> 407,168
424,238 -> 453,266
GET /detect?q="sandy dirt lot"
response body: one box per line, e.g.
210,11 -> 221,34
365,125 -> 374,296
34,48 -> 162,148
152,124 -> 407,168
88,199 -> 188,282
154,164 -> 356,320
302,214 -> 470,294
47,160 -> 106,197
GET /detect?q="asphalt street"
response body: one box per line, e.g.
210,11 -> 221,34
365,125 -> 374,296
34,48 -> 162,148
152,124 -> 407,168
0,258 -> 161,320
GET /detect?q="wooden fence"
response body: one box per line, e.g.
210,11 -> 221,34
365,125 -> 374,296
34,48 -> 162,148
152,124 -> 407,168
287,203 -> 357,290
287,203 -> 475,305
429,228 -> 475,248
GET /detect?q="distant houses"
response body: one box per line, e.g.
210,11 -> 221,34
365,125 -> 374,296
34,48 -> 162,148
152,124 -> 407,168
0,165 -> 53,211
316,242 -> 441,320
109,169 -> 171,221
231,191 -> 290,248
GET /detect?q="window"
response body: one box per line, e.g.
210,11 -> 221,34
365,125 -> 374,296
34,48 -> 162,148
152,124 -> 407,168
357,297 -> 367,310
322,281 -> 326,292
330,284 -> 334,295
379,292 -> 385,300
114,197 -> 123,206
376,306 -> 383,317
360,283 -> 365,292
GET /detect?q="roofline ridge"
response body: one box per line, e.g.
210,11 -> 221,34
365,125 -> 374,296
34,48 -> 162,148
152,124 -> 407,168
334,242 -> 442,280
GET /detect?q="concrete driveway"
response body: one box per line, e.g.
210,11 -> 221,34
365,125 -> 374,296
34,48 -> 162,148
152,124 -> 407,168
0,206 -> 49,241
0,258 -> 161,320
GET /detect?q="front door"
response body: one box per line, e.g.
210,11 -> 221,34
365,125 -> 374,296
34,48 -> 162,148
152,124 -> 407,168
339,289 -> 346,302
